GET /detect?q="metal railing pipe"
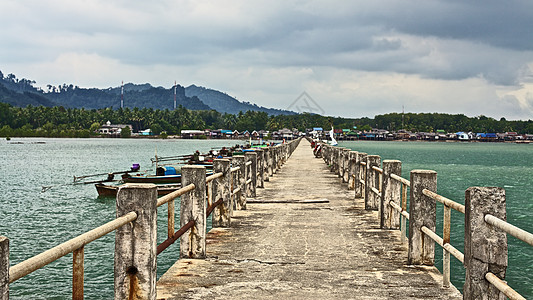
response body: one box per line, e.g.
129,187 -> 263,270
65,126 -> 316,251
390,173 -> 410,187
484,214 -> 533,247
206,172 -> 224,183
485,272 -> 526,300
422,189 -> 465,214
157,183 -> 196,207
10,211 -> 137,283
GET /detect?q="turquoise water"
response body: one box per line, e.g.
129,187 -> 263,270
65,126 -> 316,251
0,138 -> 237,299
340,140 -> 533,298
1,139 -> 531,298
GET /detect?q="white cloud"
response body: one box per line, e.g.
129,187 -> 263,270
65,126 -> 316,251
2,0 -> 533,120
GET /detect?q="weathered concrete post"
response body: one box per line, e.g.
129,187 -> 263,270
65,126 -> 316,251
341,148 -> 350,182
282,143 -> 289,164
271,146 -> 278,174
335,147 -> 341,175
0,236 -> 8,300
354,152 -> 367,198
321,144 -> 328,164
272,145 -> 279,174
245,152 -> 257,197
115,184 -> 158,300
408,170 -> 437,265
233,156 -> 247,210
464,187 -> 507,300
256,149 -> 264,188
269,145 -> 275,177
380,160 -> 402,229
347,151 -> 357,190
279,144 -> 285,165
365,155 -> 381,210
336,147 -> 343,177
328,146 -> 335,172
180,166 -> 207,258
328,146 -> 334,171
212,159 -> 231,228
264,147 -> 271,181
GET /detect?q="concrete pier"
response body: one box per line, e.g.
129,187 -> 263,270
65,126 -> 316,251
156,140 -> 462,299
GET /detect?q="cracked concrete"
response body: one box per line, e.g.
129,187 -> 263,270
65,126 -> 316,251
156,139 -> 462,299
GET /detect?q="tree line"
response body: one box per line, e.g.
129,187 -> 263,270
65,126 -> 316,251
0,103 -> 353,138
1,103 -> 532,138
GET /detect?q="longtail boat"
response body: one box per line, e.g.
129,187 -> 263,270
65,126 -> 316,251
95,183 -> 182,197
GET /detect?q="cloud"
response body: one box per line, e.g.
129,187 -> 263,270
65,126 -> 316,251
1,0 -> 533,120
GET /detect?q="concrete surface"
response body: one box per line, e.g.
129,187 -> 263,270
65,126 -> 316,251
156,139 -> 462,299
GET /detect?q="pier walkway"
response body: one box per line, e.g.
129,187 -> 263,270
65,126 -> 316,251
156,139 -> 462,299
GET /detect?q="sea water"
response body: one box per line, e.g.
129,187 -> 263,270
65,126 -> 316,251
340,140 -> 533,298
1,138 -> 532,298
0,138 -> 237,299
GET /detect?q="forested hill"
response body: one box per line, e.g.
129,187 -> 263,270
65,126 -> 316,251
185,85 -> 295,116
46,83 -> 210,110
0,71 -> 296,115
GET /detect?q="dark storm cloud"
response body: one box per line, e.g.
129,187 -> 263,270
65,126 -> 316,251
1,0 -> 532,119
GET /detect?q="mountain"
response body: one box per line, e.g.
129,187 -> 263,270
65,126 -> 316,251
185,85 -> 295,116
0,84 -> 57,107
0,71 -> 296,115
46,83 -> 210,110
0,72 -> 58,107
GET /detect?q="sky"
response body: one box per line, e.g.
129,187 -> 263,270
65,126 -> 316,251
1,0 -> 533,120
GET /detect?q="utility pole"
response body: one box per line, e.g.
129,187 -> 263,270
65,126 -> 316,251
402,105 -> 404,129
174,81 -> 177,110
121,81 -> 124,109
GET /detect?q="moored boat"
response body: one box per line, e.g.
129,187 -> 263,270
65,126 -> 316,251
121,173 -> 182,184
95,183 -> 182,197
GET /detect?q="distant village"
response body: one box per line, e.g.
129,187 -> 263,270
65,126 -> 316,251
97,121 -> 533,143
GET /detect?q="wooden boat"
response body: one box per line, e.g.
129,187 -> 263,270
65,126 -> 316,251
95,183 -> 182,197
121,168 -> 213,184
121,173 -> 182,184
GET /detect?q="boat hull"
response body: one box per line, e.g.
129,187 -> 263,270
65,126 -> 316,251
122,174 -> 182,184
95,183 -> 182,197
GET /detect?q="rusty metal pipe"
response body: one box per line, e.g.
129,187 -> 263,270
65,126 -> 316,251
206,198 -> 224,217
157,220 -> 195,255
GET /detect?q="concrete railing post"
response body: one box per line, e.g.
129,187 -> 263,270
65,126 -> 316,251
328,146 -> 335,172
0,236 -> 8,300
334,146 -> 342,177
245,152 -> 257,197
328,144 -> 332,165
408,170 -> 437,265
264,147 -> 271,181
212,159 -> 231,228
365,155 -> 381,210
329,146 -> 334,171
272,146 -> 279,175
322,144 -> 328,164
256,149 -> 264,188
464,187 -> 507,300
354,152 -> 367,199
233,156 -> 247,210
334,147 -> 341,175
272,146 -> 278,173
269,146 -> 274,177
180,166 -> 207,258
347,151 -> 357,190
282,144 -> 287,163
380,160 -> 402,229
115,184 -> 158,300
341,149 -> 350,182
